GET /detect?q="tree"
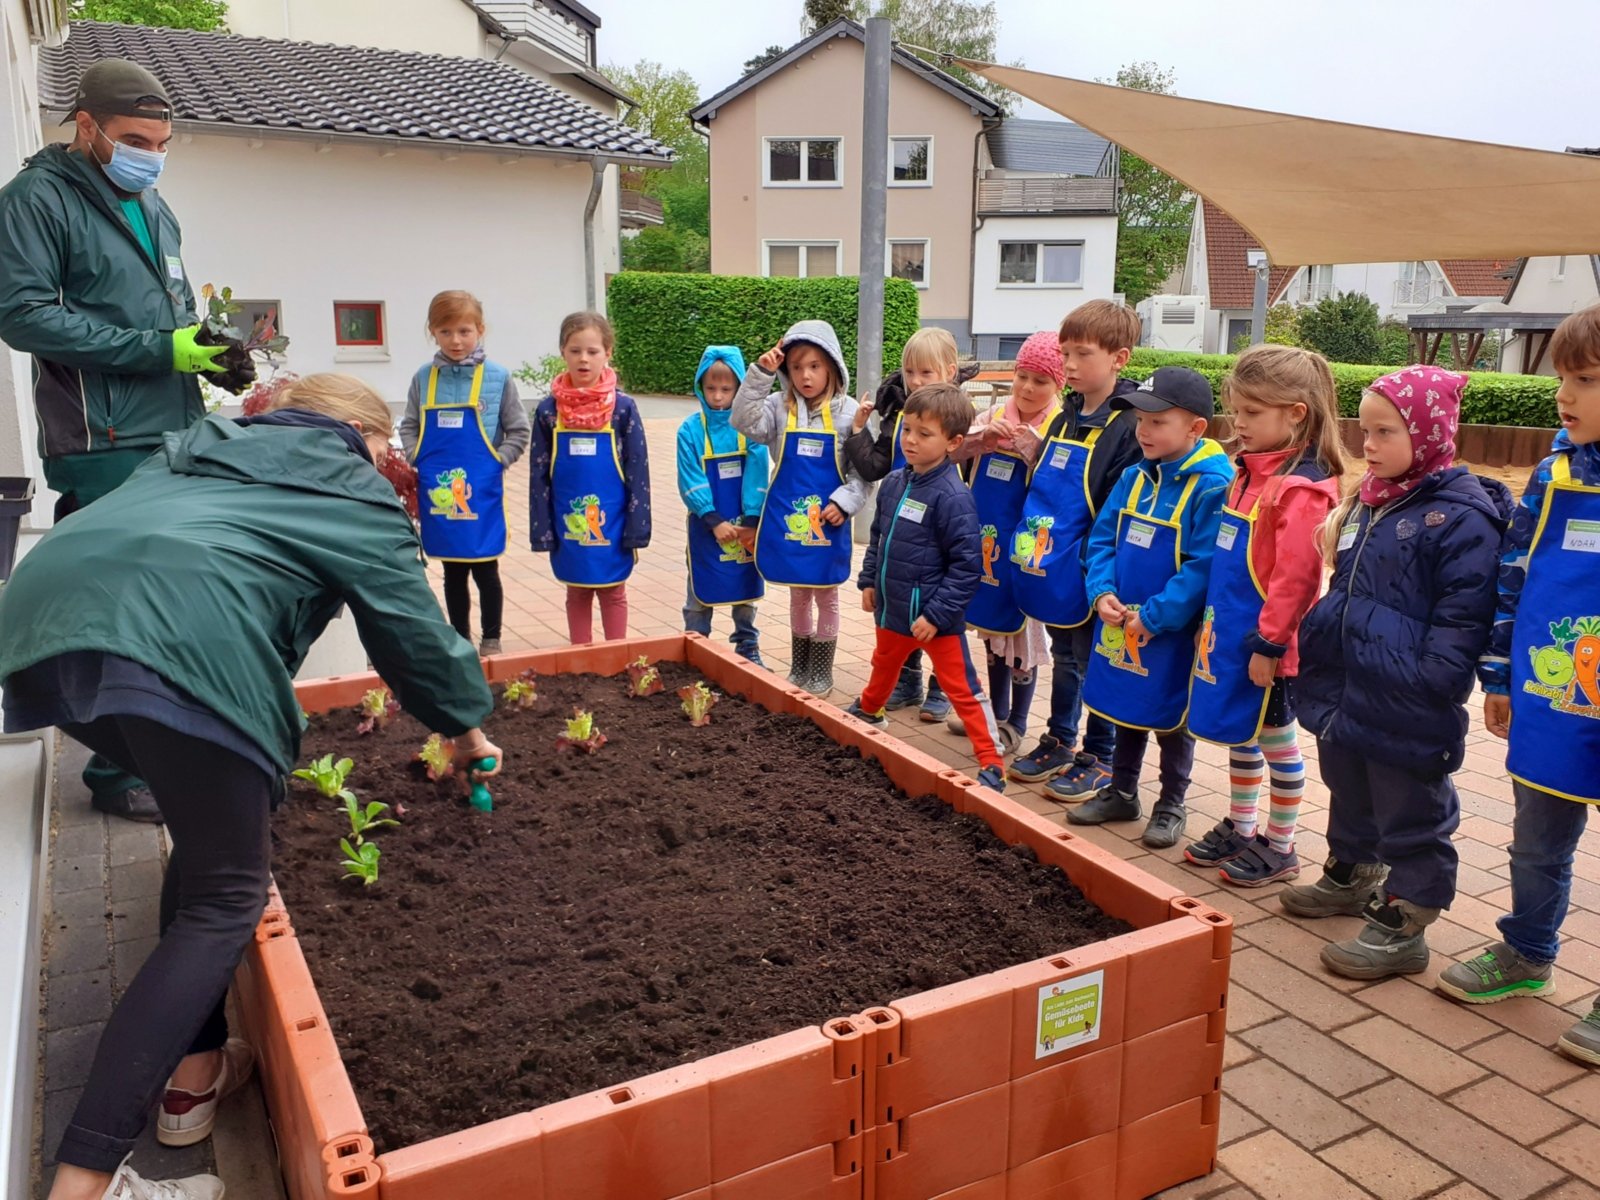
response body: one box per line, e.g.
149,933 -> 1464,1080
1230,302 -> 1301,352
802,0 -> 855,29
609,58 -> 710,273
1298,292 -> 1383,365
73,0 -> 228,29
839,0 -> 1017,114
605,61 -> 702,166
743,45 -> 788,75
1099,61 -> 1191,306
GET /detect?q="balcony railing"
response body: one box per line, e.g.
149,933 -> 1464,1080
976,175 -> 1117,216
1394,278 -> 1439,307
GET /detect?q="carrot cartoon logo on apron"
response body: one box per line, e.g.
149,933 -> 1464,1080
563,494 -> 610,546
428,468 -> 477,520
1095,607 -> 1150,676
784,494 -> 830,546
979,524 -> 1001,583
1523,615 -> 1600,714
1194,605 -> 1217,683
1012,516 -> 1054,575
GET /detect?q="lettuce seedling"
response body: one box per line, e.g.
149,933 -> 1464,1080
557,708 -> 607,754
416,734 -> 454,782
356,687 -> 398,735
292,754 -> 354,801
678,682 -> 719,727
340,794 -> 399,845
503,670 -> 538,709
625,655 -> 663,697
340,838 -> 381,886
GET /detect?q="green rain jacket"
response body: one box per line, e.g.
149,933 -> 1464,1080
0,415 -> 492,775
0,143 -> 203,501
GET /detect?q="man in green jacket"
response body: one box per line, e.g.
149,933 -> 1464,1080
0,58 -> 233,820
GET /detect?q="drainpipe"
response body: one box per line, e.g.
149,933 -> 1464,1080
968,121 -> 994,359
583,155 -> 606,311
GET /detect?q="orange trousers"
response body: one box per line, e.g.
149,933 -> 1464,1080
859,629 -> 1002,770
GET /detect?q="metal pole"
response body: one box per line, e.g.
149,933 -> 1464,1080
1250,261 -> 1269,346
854,17 -> 891,545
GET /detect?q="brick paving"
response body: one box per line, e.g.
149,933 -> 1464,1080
33,403 -> 1597,1197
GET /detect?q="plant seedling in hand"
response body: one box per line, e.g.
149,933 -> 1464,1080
340,838 -> 381,886
417,734 -> 454,782
356,687 -> 398,735
503,670 -> 538,709
625,655 -> 664,697
679,682 -> 719,727
557,708 -> 607,754
292,754 -> 355,801
340,794 -> 399,845
196,283 -> 290,394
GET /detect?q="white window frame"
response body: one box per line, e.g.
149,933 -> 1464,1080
888,135 -> 933,187
1299,264 -> 1333,304
887,238 -> 930,289
997,240 -> 1086,289
1554,255 -> 1569,281
762,136 -> 843,188
762,239 -> 843,279
332,299 -> 389,363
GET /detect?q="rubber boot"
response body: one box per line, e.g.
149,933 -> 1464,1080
806,638 -> 837,697
1321,896 -> 1439,980
787,635 -> 812,689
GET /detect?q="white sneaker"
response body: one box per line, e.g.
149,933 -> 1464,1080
156,1038 -> 255,1147
104,1159 -> 224,1200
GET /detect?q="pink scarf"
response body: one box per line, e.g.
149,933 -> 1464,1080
551,366 -> 618,431
1359,366 -> 1465,506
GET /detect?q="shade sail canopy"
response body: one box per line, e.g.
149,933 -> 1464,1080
957,60 -> 1600,266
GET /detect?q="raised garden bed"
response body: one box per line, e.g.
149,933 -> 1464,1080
239,635 -> 1232,1200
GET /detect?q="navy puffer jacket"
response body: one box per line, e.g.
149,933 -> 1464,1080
1295,467 -> 1512,775
858,461 -> 981,637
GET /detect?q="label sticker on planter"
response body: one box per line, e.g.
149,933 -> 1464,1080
1035,969 -> 1105,1059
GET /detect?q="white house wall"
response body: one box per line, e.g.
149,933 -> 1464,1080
971,214 -> 1117,355
0,0 -> 47,486
134,132 -> 603,412
226,0 -> 484,56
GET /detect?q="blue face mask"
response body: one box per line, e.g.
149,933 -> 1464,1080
93,122 -> 166,192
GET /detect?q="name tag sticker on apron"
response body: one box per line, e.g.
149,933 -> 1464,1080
437,411 -> 465,429
1563,518 -> 1600,553
986,458 -> 1016,482
797,438 -> 825,458
570,437 -> 598,457
165,254 -> 184,281
1216,523 -> 1239,551
1049,446 -> 1071,469
898,498 -> 928,524
717,460 -> 743,480
1337,522 -> 1359,552
1126,521 -> 1157,550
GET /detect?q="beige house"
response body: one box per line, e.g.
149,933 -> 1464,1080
690,19 -> 1000,347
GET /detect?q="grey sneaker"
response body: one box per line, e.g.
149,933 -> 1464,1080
1321,898 -> 1438,980
1280,860 -> 1388,919
1141,801 -> 1187,849
478,637 -> 502,657
1557,999 -> 1600,1066
1437,941 -> 1555,1004
1065,784 -> 1142,826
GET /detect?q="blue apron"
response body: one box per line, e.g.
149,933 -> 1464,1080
967,407 -> 1058,637
1012,415 -> 1117,629
1083,470 -> 1202,733
549,419 -> 631,587
890,411 -> 908,474
1187,491 -> 1271,746
1509,455 -> 1600,803
755,401 -> 852,588
686,429 -> 764,607
413,364 -> 506,562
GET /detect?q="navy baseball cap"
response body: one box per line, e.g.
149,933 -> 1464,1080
1124,367 -> 1214,419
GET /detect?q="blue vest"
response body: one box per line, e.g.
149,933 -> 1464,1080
415,359 -> 509,443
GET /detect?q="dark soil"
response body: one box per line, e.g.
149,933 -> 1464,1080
271,662 -> 1131,1153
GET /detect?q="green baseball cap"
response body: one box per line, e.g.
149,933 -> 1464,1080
69,58 -> 172,121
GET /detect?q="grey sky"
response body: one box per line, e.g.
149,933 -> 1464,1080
597,0 -> 1600,152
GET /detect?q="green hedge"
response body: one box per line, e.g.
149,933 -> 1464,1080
1124,348 -> 1561,428
608,272 -> 921,396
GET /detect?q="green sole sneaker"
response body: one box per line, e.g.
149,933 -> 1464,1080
1437,942 -> 1555,1004
1436,975 -> 1555,1004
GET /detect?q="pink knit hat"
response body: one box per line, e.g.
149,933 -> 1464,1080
1359,364 -> 1467,506
1016,330 -> 1065,389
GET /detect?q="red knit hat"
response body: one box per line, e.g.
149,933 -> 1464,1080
1016,330 -> 1065,388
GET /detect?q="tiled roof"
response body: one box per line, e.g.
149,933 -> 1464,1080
41,21 -> 673,164
1437,259 -> 1513,300
1200,199 -> 1294,309
987,119 -> 1113,176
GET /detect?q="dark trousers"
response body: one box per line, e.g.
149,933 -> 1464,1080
55,716 -> 272,1173
1498,780 -> 1590,964
1318,738 -> 1460,910
1111,725 -> 1195,808
1046,623 -> 1117,760
442,559 -> 504,641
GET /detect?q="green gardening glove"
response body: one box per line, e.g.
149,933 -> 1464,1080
172,325 -> 229,375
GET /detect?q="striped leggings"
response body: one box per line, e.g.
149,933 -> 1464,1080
1228,721 -> 1306,853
